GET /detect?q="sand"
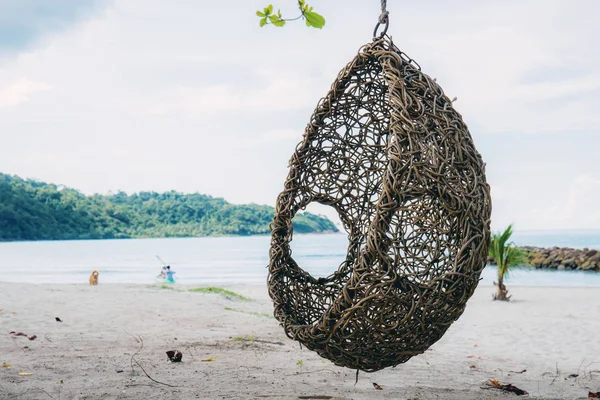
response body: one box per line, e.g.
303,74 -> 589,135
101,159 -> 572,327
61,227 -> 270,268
1,282 -> 599,399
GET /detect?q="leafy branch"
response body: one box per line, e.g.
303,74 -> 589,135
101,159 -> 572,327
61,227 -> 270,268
256,0 -> 325,29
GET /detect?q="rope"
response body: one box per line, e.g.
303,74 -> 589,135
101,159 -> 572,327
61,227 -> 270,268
379,0 -> 389,23
374,0 -> 389,37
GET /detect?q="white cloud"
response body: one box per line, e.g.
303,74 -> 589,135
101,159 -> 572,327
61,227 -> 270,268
0,79 -> 51,108
145,71 -> 321,117
517,175 -> 600,230
564,175 -> 600,222
261,129 -> 303,142
489,185 -> 507,201
512,74 -> 600,103
406,0 -> 600,134
0,0 -> 598,230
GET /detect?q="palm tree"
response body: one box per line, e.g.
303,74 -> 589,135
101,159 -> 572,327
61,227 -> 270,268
489,225 -> 527,301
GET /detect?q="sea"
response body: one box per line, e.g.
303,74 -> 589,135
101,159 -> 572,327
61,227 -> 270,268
0,230 -> 599,287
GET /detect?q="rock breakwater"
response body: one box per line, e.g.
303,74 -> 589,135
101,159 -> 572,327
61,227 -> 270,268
488,247 -> 600,271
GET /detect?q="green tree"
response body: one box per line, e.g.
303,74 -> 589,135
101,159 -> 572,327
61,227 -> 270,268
489,225 -> 527,301
0,173 -> 338,241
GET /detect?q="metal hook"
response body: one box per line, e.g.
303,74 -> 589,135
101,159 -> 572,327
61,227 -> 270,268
373,14 -> 389,39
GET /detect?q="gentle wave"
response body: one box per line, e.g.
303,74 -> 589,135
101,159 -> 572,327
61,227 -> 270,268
0,232 -> 599,286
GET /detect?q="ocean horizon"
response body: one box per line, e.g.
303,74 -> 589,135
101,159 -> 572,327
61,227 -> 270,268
1,229 -> 599,287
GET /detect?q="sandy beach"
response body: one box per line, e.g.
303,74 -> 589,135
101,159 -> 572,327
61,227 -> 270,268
1,282 -> 599,399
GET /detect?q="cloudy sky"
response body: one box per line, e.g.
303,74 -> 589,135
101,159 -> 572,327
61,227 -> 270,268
0,0 -> 598,231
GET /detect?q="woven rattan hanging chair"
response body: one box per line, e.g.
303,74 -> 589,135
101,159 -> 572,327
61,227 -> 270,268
268,33 -> 491,372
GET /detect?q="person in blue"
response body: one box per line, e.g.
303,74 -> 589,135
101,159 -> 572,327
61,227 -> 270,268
165,265 -> 176,283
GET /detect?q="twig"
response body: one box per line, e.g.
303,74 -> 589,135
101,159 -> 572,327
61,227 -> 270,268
44,333 -> 52,343
39,389 -> 55,399
7,389 -> 30,400
581,361 -> 600,375
576,359 -> 589,391
124,331 -> 142,373
577,359 -> 586,376
124,329 -> 141,344
124,331 -> 177,388
132,358 -> 177,388
285,368 -> 339,376
254,339 -> 285,346
509,369 -> 527,374
124,383 -> 156,388
577,360 -> 600,391
550,362 -> 559,385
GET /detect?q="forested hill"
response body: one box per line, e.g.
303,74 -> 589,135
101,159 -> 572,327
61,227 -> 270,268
0,174 -> 338,241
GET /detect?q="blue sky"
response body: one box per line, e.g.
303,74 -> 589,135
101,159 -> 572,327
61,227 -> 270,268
0,0 -> 598,231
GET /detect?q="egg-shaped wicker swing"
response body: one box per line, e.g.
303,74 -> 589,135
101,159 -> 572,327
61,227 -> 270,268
268,13 -> 491,373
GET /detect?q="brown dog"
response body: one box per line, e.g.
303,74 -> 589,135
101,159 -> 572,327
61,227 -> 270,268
89,270 -> 99,285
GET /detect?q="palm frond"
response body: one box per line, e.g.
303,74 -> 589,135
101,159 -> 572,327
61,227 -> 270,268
489,224 -> 524,279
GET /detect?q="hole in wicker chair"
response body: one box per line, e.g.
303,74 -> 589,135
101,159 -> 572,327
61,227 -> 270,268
291,203 -> 348,279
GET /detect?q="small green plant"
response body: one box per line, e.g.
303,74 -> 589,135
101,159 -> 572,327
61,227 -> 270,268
150,284 -> 175,290
489,224 -> 528,301
255,311 -> 272,318
296,359 -> 303,367
231,335 -> 256,342
188,287 -> 251,301
256,1 -> 325,29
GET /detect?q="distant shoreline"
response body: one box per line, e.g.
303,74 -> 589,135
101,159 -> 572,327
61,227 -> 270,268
0,230 -> 344,244
0,173 -> 339,242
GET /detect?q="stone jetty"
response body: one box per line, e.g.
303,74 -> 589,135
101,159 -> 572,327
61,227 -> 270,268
488,247 -> 600,271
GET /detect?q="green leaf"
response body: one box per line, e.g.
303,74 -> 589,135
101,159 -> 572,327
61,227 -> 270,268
256,10 -> 265,17
304,11 -> 325,28
259,17 -> 267,27
266,4 -> 273,15
268,14 -> 285,27
299,0 -> 310,13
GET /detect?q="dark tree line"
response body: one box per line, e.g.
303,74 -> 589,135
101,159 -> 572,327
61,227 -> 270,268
0,174 -> 338,241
